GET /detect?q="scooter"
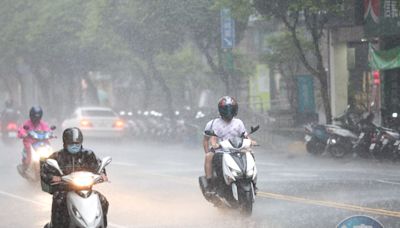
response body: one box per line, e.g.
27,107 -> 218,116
370,126 -> 400,160
199,126 -> 259,216
304,123 -> 340,155
305,105 -> 358,156
1,121 -> 19,145
18,125 -> 56,182
44,156 -> 112,228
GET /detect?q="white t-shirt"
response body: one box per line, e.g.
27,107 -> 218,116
204,117 -> 247,141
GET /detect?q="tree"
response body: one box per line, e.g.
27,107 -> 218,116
183,0 -> 253,95
253,0 -> 343,123
106,0 -> 188,117
262,30 -> 313,112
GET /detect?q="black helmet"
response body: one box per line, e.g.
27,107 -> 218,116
63,127 -> 83,145
29,106 -> 43,125
218,96 -> 238,121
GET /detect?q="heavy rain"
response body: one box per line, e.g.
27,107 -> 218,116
0,0 -> 399,227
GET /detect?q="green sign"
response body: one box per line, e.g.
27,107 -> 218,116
369,44 -> 400,70
364,0 -> 400,37
249,64 -> 270,112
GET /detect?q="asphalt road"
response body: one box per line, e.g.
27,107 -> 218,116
1,138 -> 400,227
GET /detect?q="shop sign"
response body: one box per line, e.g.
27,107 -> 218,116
364,0 -> 400,36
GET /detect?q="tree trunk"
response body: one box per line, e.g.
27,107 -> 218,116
318,72 -> 332,124
132,62 -> 152,110
147,57 -> 174,118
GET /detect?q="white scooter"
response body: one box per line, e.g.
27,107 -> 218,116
199,126 -> 259,216
44,156 -> 112,228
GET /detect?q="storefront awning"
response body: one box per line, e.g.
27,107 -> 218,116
369,44 -> 400,70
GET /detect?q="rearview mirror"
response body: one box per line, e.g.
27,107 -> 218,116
97,156 -> 112,174
46,159 -> 64,175
250,125 -> 260,134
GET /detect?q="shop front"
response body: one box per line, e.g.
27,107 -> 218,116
364,0 -> 400,127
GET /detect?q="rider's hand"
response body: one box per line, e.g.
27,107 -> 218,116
101,173 -> 108,182
211,143 -> 219,149
51,176 -> 62,184
251,140 -> 258,146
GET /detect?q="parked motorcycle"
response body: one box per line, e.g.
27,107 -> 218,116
369,126 -> 400,160
43,156 -> 111,228
304,123 -> 340,155
199,126 -> 259,216
351,112 -> 377,158
18,125 -> 56,182
305,105 -> 358,156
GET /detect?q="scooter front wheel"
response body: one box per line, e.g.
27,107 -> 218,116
329,145 -> 346,158
240,191 -> 253,216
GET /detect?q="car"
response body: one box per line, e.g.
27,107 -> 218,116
62,107 -> 125,138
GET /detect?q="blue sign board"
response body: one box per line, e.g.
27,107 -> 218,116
220,8 -> 235,49
336,215 -> 384,228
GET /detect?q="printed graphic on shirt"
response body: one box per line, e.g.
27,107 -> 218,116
204,118 -> 246,140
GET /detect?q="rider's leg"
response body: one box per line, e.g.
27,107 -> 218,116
204,152 -> 215,194
51,191 -> 69,228
22,140 -> 32,170
205,152 -> 214,178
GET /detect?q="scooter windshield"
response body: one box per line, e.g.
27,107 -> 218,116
29,131 -> 50,140
228,137 -> 244,149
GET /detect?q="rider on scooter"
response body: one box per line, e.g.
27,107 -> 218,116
202,96 -> 253,195
17,106 -> 50,175
1,99 -> 19,133
41,127 -> 109,228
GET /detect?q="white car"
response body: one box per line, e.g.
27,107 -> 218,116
62,107 -> 125,138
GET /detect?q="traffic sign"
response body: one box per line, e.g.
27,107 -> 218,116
220,8 -> 235,49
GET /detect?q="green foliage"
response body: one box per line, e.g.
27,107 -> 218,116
262,30 -> 312,70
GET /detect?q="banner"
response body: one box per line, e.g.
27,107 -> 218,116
369,44 -> 400,70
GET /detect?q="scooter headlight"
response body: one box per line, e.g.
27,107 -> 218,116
72,173 -> 94,187
37,147 -> 52,159
230,168 -> 242,177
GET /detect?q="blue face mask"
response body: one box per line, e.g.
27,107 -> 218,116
67,144 -> 81,154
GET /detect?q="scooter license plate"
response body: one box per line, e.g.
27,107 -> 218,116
395,140 -> 400,146
305,135 -> 312,142
383,139 -> 389,145
369,143 -> 376,150
8,132 -> 17,138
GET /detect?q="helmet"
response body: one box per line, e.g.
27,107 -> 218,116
63,127 -> 83,145
29,106 -> 43,125
218,96 -> 238,121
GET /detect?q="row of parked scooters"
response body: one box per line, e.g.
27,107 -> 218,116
305,105 -> 400,160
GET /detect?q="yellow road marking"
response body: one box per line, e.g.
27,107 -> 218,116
258,191 -> 400,218
114,162 -> 400,218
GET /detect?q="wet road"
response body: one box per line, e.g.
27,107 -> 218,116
1,138 -> 400,227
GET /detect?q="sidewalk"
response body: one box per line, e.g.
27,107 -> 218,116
256,128 -> 307,156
